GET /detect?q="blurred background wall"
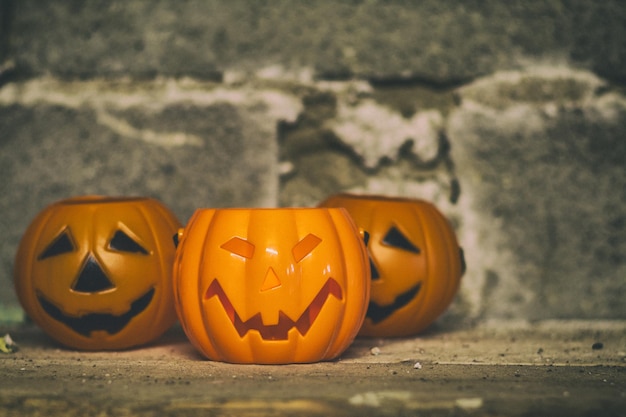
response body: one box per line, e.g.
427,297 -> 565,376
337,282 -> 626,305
1,1 -> 624,326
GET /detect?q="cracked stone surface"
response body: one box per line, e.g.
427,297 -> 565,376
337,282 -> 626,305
6,1 -> 626,83
448,68 -> 626,321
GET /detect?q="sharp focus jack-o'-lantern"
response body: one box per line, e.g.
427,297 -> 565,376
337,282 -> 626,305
319,194 -> 465,337
173,208 -> 370,364
14,196 -> 181,350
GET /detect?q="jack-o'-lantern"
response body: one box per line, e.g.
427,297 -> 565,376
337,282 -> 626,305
319,194 -> 465,337
173,208 -> 370,364
14,196 -> 181,350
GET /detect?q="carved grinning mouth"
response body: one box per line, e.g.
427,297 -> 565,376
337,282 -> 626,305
38,288 -> 155,336
204,278 -> 343,341
366,282 -> 422,324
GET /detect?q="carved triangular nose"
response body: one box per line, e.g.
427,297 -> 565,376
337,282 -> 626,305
260,267 -> 281,292
72,255 -> 115,293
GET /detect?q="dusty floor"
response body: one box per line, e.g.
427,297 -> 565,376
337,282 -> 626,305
1,320 -> 625,416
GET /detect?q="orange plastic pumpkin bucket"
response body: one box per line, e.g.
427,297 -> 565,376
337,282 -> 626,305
14,196 -> 181,350
173,207 -> 370,364
320,194 -> 465,337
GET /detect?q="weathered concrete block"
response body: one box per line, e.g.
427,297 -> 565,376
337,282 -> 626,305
448,68 -> 626,321
6,1 -> 626,83
279,81 -> 459,210
0,78 -> 300,314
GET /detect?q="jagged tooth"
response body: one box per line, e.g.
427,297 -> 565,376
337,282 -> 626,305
327,278 -> 343,299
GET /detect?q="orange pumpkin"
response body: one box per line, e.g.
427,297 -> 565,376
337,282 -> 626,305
173,208 -> 370,364
319,194 -> 465,337
14,196 -> 181,350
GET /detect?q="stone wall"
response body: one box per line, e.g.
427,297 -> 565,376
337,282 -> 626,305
1,1 -> 624,326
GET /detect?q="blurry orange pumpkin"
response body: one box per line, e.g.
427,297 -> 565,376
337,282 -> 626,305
14,196 -> 181,350
319,194 -> 465,337
173,208 -> 370,364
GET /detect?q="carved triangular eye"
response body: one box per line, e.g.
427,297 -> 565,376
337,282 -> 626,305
38,228 -> 75,260
109,230 -> 148,254
221,237 -> 255,259
382,226 -> 420,254
293,234 -> 322,263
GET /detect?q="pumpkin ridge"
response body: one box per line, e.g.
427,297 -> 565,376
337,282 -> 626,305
136,202 -> 168,335
408,204 -> 432,325
411,203 -> 457,332
430,206 -> 463,317
197,210 -> 221,339
176,210 -> 216,354
14,207 -> 56,319
324,208 -> 358,357
135,202 -> 162,336
420,205 -> 451,326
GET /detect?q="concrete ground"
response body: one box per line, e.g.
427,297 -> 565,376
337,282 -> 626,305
1,320 -> 625,417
